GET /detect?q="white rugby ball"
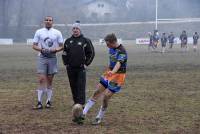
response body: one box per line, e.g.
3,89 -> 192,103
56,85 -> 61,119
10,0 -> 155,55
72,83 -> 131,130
72,104 -> 83,118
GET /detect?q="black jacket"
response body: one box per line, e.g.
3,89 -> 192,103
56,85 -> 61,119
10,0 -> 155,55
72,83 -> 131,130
62,34 -> 95,67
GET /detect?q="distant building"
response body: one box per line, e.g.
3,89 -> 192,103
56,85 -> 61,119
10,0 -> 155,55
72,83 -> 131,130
126,0 -> 134,10
81,0 -> 118,21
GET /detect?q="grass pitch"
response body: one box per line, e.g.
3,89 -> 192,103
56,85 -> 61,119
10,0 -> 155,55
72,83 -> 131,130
0,43 -> 200,134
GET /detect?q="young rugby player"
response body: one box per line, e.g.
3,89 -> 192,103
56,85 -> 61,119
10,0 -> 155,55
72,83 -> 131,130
82,33 -> 128,125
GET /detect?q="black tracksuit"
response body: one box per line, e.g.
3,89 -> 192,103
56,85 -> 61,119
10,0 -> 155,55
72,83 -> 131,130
62,34 -> 95,105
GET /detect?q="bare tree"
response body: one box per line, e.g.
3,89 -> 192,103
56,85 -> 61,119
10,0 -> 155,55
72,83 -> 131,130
16,0 -> 25,41
2,0 -> 9,37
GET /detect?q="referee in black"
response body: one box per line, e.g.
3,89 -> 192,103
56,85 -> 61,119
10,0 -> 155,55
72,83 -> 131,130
62,21 -> 95,106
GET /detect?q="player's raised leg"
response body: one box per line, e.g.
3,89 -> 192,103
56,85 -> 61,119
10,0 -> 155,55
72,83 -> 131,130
83,83 -> 106,116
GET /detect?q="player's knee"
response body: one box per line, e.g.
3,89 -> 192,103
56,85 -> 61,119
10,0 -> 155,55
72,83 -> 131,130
92,89 -> 102,99
91,94 -> 98,101
94,89 -> 100,95
38,77 -> 45,84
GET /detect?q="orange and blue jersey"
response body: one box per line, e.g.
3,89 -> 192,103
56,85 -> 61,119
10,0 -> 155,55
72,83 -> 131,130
109,44 -> 127,73
100,44 -> 127,93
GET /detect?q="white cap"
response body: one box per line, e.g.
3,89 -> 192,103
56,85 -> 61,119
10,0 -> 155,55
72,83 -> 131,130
72,21 -> 81,30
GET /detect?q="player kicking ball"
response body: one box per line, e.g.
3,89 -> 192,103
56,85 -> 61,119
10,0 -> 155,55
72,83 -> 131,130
81,33 -> 128,125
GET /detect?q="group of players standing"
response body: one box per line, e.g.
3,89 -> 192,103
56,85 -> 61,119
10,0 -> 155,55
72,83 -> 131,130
32,16 -> 128,125
148,30 -> 199,53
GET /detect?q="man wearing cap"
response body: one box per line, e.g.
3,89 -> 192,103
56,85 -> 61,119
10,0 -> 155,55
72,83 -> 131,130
62,21 -> 95,109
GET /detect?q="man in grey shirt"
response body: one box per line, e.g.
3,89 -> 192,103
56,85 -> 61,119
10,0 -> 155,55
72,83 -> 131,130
32,16 -> 63,109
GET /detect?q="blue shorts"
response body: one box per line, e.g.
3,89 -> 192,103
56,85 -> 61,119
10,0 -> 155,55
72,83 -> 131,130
100,76 -> 121,93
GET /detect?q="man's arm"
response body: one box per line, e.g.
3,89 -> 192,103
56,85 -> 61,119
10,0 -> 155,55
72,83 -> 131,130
53,31 -> 64,53
108,62 -> 121,76
85,38 -> 95,66
62,40 -> 68,65
50,43 -> 63,53
32,43 -> 42,52
32,30 -> 42,52
111,61 -> 121,74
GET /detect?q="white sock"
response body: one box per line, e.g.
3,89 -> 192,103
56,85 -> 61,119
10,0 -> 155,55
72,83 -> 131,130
46,88 -> 53,103
83,99 -> 96,115
37,89 -> 43,103
96,106 -> 106,119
